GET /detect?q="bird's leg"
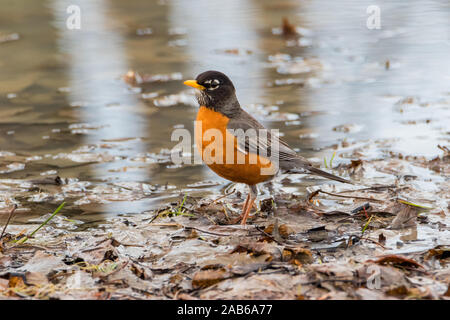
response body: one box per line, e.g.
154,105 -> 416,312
240,197 -> 256,225
230,193 -> 250,224
241,185 -> 258,226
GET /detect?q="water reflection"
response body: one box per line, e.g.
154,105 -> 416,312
51,0 -> 150,215
0,0 -> 448,222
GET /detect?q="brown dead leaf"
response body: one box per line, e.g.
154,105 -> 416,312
356,288 -> 392,300
368,254 -> 426,271
385,285 -> 432,299
378,233 -> 387,244
0,278 -> 8,291
385,285 -> 409,297
24,272 -> 49,286
19,251 -> 67,275
192,268 -> 232,289
231,241 -> 282,261
177,292 -> 199,300
444,284 -> 450,297
130,263 -> 152,280
283,247 -> 313,265
282,17 -> 297,36
8,274 -> 25,288
357,264 -> 409,288
169,273 -> 183,285
199,273 -> 303,299
230,262 -> 270,276
264,223 -> 295,238
390,203 -> 418,229
76,240 -> 118,265
349,159 -> 363,173
309,263 -> 354,280
424,246 -> 450,261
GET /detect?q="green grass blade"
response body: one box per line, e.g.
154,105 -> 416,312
329,152 -> 336,168
177,195 -> 187,215
398,200 -> 433,210
361,215 -> 373,235
17,202 -> 66,244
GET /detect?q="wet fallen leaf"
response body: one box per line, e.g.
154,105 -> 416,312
385,285 -> 409,297
192,268 -> 232,289
0,278 -> 8,291
444,284 -> 450,297
264,223 -> 295,238
357,264 -> 409,288
75,240 -> 118,265
230,262 -> 270,276
378,233 -> 387,244
355,288 -> 392,300
19,251 -> 67,275
281,17 -> 297,36
199,274 -> 304,299
283,247 -> 313,265
424,246 -> 450,261
309,263 -> 354,279
390,203 -> 418,229
29,176 -> 64,186
177,293 -> 199,300
368,255 -> 426,271
231,241 -> 282,261
130,263 -> 152,280
24,272 -> 49,286
8,274 -> 25,289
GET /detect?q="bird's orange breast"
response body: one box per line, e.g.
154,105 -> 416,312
195,106 -> 276,185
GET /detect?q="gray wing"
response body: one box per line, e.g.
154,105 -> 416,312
226,109 -> 313,170
227,109 -> 353,184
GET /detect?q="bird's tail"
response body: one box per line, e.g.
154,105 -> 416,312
307,166 -> 353,184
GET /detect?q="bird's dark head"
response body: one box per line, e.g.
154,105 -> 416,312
184,70 -> 240,116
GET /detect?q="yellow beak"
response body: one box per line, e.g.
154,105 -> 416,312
183,80 -> 206,91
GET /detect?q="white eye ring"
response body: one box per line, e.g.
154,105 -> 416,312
209,79 -> 220,90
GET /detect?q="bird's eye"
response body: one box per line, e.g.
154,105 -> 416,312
204,79 -> 220,90
211,79 -> 220,89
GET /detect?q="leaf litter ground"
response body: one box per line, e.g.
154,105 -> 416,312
0,146 -> 448,300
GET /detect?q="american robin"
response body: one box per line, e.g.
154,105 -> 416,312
184,70 -> 351,225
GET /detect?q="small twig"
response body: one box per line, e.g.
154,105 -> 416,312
183,226 -> 231,237
351,234 -> 387,249
317,189 -> 384,202
211,188 -> 236,204
337,185 -> 396,193
147,207 -> 165,224
0,204 -> 18,240
302,278 -> 365,286
150,222 -> 182,228
203,214 -> 217,225
222,204 -> 230,222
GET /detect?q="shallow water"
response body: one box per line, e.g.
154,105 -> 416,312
0,0 -> 449,225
